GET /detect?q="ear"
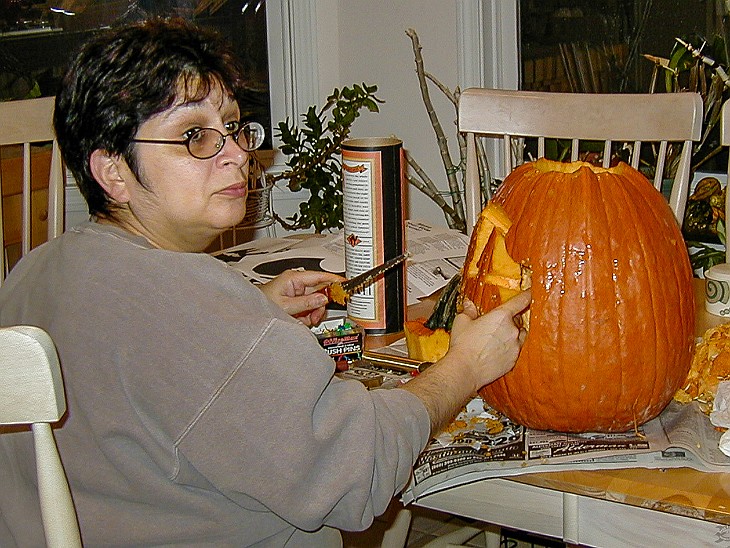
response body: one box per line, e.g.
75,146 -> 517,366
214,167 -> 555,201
89,149 -> 132,204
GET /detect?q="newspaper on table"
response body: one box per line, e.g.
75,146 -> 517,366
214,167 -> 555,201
403,220 -> 468,305
401,396 -> 730,505
213,220 -> 468,302
368,340 -> 730,505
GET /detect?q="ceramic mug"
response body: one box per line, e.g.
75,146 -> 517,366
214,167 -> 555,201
705,263 -> 730,317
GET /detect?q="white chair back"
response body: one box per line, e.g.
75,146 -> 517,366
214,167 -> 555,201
0,325 -> 81,547
0,96 -> 65,283
459,88 -> 703,232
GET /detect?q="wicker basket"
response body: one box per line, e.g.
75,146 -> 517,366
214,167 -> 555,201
241,180 -> 274,228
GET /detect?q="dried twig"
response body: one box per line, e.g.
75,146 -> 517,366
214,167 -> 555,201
406,28 -> 465,230
404,152 -> 460,222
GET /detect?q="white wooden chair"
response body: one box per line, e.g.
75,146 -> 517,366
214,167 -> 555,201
416,88 -> 704,548
459,88 -> 703,233
0,325 -> 81,547
0,96 -> 65,284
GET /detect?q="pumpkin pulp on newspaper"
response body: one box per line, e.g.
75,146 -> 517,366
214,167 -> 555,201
464,158 -> 695,433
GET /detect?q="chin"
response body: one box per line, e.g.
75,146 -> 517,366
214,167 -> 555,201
217,206 -> 247,230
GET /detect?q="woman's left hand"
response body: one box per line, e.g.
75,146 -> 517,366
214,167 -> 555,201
260,269 -> 345,326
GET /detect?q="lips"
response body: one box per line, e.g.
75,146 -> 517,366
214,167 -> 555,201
219,182 -> 248,198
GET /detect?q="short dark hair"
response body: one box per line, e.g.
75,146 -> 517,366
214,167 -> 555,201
54,18 -> 246,217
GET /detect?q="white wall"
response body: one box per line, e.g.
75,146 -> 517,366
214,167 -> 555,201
313,0 -> 463,227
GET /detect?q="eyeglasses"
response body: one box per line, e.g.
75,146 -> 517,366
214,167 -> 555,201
131,120 -> 265,159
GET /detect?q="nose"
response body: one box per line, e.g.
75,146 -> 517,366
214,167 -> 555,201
217,134 -> 247,168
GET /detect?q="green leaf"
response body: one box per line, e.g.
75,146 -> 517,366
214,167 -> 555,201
272,82 -> 383,232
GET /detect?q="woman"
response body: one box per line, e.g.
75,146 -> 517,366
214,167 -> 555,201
0,18 -> 528,547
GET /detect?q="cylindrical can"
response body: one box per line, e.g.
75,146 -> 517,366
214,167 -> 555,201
706,263 -> 730,317
342,137 -> 406,334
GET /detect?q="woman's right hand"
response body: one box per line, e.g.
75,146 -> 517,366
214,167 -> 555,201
400,290 -> 531,435
447,291 -> 531,393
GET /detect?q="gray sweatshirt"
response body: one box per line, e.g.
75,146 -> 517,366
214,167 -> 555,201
0,222 -> 430,547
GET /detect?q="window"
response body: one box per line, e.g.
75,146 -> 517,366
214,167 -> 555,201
519,0 -> 721,95
0,0 -> 271,146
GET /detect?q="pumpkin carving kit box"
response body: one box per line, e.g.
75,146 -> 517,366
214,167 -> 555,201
312,318 -> 431,388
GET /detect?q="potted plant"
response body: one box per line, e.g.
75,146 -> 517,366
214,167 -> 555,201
266,83 -> 383,233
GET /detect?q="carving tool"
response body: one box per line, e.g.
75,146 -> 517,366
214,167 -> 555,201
322,252 -> 410,305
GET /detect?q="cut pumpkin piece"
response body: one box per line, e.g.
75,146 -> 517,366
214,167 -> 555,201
403,319 -> 451,362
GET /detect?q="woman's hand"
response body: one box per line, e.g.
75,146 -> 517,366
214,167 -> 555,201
401,290 -> 531,435
259,269 -> 345,326
447,292 -> 531,392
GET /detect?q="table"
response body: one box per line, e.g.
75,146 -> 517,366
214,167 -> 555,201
400,279 -> 730,547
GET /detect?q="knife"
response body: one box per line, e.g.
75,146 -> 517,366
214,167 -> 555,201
321,252 -> 410,305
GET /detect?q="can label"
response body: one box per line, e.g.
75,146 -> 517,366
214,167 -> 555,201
342,138 -> 405,334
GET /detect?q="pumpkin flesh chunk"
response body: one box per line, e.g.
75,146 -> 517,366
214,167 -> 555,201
403,319 -> 450,363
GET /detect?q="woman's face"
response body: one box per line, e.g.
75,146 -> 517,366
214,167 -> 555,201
110,83 -> 249,251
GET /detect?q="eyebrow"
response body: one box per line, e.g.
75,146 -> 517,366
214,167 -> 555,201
155,98 -> 240,128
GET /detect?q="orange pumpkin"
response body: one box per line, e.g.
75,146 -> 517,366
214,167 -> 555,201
466,158 -> 695,433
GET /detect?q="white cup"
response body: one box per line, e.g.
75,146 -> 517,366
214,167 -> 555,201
705,263 -> 730,317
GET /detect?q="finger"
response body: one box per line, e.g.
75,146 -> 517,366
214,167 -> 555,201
460,298 -> 479,320
309,306 -> 327,326
290,293 -> 329,316
518,327 -> 528,345
294,270 -> 346,286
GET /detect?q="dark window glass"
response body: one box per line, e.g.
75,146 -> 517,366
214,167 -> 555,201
0,0 -> 270,145
520,0 -> 719,94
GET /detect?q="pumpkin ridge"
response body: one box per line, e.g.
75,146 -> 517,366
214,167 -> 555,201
575,167 -> 616,427
620,171 -> 666,410
523,171 -> 560,425
580,166 -> 626,428
612,168 -> 668,422
602,169 -> 644,420
578,166 -> 611,426
616,168 -> 692,411
524,171 -> 560,420
618,167 -> 692,423
560,168 -> 587,422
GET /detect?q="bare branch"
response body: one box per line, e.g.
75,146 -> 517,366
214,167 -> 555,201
425,72 -> 459,108
404,151 -> 441,195
406,31 -> 461,198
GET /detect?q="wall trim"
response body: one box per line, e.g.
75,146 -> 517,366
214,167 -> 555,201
456,0 -> 484,89
266,0 -> 319,157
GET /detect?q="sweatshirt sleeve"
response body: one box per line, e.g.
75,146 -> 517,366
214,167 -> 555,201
176,316 -> 431,532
